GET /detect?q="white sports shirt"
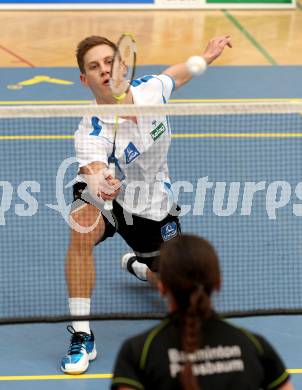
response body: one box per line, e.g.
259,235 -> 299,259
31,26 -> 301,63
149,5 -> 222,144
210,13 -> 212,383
75,74 -> 176,221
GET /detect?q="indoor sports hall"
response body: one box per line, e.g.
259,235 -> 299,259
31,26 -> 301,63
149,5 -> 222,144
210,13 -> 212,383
0,2 -> 302,389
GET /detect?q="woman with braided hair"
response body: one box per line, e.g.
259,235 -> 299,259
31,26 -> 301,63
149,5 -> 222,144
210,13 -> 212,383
111,234 -> 293,390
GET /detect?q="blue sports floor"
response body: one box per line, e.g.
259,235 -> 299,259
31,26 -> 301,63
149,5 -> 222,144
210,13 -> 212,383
0,64 -> 302,389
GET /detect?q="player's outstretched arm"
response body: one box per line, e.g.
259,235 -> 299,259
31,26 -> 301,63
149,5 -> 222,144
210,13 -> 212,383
162,35 -> 232,90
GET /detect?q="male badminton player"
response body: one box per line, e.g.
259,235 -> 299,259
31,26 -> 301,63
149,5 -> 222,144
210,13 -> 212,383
61,34 -> 232,374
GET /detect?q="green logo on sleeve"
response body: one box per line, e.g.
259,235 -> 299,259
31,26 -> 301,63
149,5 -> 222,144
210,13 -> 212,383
150,122 -> 166,141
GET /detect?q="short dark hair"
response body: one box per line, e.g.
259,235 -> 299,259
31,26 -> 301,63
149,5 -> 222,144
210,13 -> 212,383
76,36 -> 117,74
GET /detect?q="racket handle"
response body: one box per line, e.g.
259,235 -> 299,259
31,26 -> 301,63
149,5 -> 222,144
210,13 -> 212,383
104,162 -> 115,211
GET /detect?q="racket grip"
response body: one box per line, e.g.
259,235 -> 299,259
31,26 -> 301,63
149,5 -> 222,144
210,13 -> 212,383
104,162 -> 115,211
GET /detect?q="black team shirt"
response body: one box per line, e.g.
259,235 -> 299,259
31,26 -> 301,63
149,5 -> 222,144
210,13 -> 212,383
112,312 -> 289,390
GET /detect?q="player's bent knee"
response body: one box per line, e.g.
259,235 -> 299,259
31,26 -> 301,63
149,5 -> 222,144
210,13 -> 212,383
69,204 -> 106,247
69,204 -> 105,231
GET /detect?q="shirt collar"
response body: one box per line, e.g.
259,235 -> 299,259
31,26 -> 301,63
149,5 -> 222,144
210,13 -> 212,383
92,88 -> 138,124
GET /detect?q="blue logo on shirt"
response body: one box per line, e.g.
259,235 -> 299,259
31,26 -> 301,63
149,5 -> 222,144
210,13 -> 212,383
89,116 -> 102,136
131,75 -> 154,87
124,142 -> 140,164
161,222 -> 178,241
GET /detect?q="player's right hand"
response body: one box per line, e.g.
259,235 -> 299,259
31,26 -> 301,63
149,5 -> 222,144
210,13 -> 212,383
97,168 -> 121,201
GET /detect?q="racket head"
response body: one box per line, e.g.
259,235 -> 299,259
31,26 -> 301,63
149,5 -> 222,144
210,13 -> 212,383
109,33 -> 136,100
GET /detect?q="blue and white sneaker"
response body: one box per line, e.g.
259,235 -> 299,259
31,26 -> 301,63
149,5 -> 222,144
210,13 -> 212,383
121,253 -> 148,282
61,325 -> 97,374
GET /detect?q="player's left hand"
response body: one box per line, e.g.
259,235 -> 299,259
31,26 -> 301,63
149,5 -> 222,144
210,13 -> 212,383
202,35 -> 232,65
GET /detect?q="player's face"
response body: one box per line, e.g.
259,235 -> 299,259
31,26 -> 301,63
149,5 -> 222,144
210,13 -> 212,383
80,44 -> 114,102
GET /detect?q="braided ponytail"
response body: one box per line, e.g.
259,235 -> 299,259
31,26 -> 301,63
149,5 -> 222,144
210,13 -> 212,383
179,286 -> 211,390
159,234 -> 220,390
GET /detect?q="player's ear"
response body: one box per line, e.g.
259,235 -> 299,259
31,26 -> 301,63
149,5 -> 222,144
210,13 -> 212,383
157,279 -> 168,296
80,73 -> 88,87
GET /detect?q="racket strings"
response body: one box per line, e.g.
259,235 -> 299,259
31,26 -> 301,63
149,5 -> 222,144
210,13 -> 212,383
110,34 -> 136,99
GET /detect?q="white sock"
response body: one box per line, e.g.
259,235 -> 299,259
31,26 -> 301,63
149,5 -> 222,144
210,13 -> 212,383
132,260 -> 148,280
69,297 -> 91,334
